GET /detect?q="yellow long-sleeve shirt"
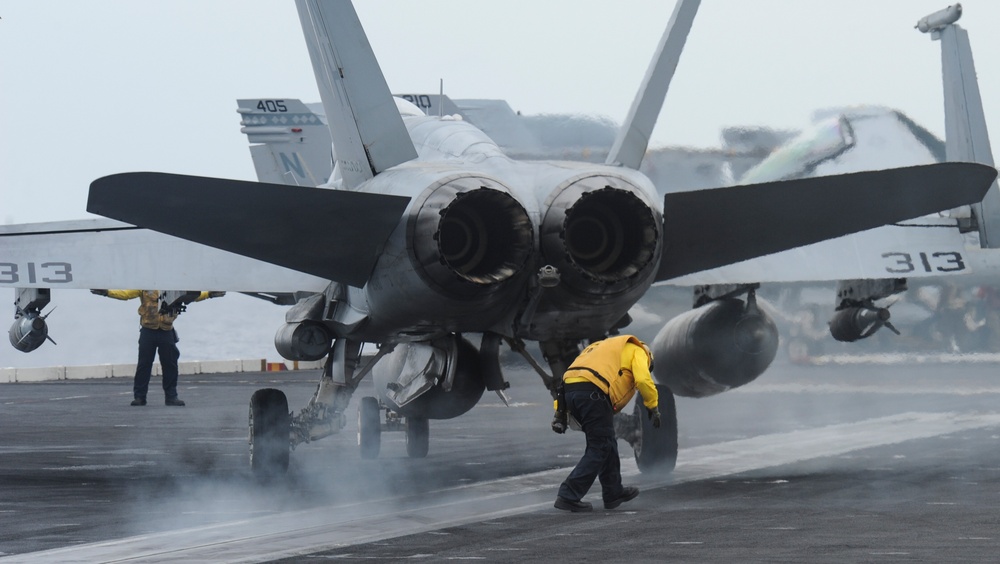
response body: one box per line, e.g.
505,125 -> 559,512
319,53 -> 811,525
562,335 -> 659,412
105,290 -> 210,331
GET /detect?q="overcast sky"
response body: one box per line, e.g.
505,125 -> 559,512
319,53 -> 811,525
2,0 -> 999,226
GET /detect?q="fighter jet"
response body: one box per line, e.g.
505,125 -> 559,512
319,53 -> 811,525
3,0 -> 996,478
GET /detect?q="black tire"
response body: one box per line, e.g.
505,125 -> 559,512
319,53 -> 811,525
358,396 -> 381,459
633,384 -> 678,474
249,388 -> 290,480
405,417 -> 430,458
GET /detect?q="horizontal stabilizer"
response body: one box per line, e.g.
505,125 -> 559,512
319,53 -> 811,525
88,172 -> 410,287
658,162 -> 997,280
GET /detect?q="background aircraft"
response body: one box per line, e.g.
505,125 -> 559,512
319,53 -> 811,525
3,0 -> 996,479
721,4 -> 1000,347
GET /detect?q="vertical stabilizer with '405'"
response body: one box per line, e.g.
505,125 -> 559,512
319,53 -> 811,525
237,99 -> 332,186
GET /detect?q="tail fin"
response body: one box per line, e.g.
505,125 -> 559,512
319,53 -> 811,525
295,0 -> 417,189
606,0 -> 700,170
922,7 -> 1000,247
237,98 -> 332,186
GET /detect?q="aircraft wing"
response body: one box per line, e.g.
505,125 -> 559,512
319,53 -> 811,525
656,162 -> 997,281
0,219 -> 330,292
665,218 -> 970,285
88,172 -> 411,288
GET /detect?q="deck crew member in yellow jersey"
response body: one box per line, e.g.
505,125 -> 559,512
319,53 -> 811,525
91,289 -> 223,406
553,335 -> 660,512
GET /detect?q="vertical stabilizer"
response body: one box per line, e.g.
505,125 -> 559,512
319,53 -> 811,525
922,6 -> 1000,247
237,99 -> 333,186
295,0 -> 417,189
606,0 -> 700,170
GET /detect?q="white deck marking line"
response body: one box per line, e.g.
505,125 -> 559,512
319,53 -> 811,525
4,411 -> 999,564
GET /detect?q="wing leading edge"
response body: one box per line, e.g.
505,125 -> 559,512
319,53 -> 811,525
657,162 -> 998,281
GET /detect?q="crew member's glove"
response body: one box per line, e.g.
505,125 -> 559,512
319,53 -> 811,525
551,410 -> 568,434
647,407 -> 662,429
208,291 -> 226,299
90,289 -> 109,296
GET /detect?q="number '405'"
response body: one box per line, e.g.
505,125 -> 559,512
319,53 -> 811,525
256,100 -> 287,112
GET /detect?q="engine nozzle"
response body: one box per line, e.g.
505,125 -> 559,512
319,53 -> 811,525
541,177 -> 660,293
411,179 -> 533,296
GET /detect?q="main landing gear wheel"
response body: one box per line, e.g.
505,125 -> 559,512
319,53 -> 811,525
405,417 -> 429,458
249,388 -> 290,480
358,396 -> 381,459
633,383 -> 678,473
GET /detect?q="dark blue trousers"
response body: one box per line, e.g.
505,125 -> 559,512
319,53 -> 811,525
134,327 -> 180,400
557,386 -> 625,503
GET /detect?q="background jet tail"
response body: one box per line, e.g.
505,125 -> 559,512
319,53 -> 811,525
237,98 -> 332,187
929,12 -> 1000,247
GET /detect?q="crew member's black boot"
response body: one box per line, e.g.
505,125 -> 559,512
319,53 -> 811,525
604,486 -> 639,510
554,497 -> 593,512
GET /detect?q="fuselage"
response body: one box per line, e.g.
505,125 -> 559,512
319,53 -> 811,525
331,115 -> 663,343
